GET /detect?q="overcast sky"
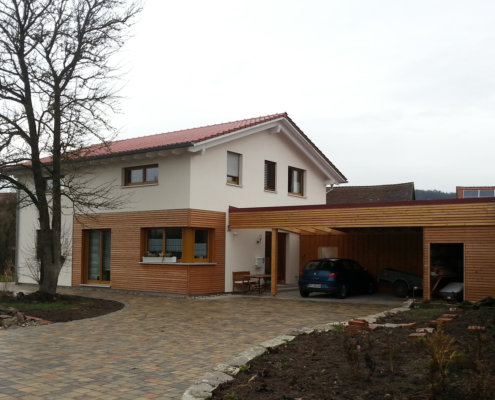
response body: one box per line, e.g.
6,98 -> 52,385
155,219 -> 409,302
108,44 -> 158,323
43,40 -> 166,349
112,0 -> 495,192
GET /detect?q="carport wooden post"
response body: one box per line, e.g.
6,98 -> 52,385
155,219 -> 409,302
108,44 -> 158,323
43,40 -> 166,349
271,228 -> 278,295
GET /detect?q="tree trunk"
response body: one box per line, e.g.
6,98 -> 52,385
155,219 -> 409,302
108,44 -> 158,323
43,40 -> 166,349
38,229 -> 62,296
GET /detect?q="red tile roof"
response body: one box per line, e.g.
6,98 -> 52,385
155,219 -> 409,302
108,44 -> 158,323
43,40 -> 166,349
79,113 -> 288,159
31,113 -> 346,182
326,182 -> 416,205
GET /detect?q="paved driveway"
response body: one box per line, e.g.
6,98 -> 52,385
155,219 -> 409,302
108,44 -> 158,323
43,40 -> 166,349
0,288 -> 395,399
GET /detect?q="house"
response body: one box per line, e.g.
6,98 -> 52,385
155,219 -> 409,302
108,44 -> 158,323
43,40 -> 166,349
326,182 -> 415,205
456,186 -> 495,199
14,113 -> 347,294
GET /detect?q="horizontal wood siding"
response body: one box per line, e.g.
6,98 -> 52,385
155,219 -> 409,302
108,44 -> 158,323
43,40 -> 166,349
230,202 -> 495,229
72,209 -> 225,295
423,226 -> 495,302
300,230 -> 423,281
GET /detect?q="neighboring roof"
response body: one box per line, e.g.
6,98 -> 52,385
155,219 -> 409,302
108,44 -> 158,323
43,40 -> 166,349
326,182 -> 415,205
28,113 -> 346,183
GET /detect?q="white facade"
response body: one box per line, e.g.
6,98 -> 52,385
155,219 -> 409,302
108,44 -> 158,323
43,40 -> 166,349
16,116 -> 345,292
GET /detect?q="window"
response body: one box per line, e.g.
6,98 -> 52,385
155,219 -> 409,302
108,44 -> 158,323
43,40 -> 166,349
227,152 -> 241,185
288,166 -> 304,196
86,230 -> 111,283
264,160 -> 276,191
43,176 -> 66,191
463,190 -> 478,198
143,227 -> 211,262
194,229 -> 209,261
124,164 -> 158,186
463,189 -> 495,198
146,228 -> 183,259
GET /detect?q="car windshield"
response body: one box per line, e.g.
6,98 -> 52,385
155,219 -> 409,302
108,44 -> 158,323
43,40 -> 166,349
304,260 -> 336,271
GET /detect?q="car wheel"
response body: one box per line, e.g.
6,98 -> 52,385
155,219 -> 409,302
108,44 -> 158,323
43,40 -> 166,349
299,290 -> 310,298
367,281 -> 374,295
338,284 -> 348,299
392,280 -> 409,297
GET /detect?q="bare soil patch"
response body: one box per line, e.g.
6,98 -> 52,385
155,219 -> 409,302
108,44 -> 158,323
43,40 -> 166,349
212,304 -> 495,400
0,291 -> 123,323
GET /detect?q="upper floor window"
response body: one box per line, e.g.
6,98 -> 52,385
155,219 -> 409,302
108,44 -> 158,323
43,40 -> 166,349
264,160 -> 276,191
227,152 -> 241,185
288,166 -> 304,196
124,164 -> 158,186
43,176 -> 66,191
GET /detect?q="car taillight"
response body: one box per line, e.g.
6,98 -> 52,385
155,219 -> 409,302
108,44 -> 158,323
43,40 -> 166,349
299,271 -> 304,277
328,272 -> 337,278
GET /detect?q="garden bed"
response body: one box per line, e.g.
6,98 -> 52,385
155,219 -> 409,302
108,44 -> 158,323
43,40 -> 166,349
212,303 -> 495,400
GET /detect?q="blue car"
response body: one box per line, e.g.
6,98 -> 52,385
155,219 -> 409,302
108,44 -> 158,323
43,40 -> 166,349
298,258 -> 374,298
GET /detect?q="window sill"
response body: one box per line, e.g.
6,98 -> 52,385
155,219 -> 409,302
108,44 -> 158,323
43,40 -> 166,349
288,193 -> 306,198
121,183 -> 158,188
139,262 -> 217,266
264,189 -> 277,194
226,183 -> 243,188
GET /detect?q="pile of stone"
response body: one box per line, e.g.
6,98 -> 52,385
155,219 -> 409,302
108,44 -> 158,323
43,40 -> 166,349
0,307 -> 43,329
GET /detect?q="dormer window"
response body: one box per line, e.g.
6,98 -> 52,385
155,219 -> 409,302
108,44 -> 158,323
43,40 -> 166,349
124,164 -> 158,186
227,152 -> 241,185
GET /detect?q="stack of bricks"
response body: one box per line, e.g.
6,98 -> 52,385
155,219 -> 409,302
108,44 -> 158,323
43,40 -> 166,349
346,318 -> 369,332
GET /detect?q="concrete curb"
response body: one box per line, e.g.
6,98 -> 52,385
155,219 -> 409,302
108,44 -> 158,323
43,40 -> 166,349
181,299 -> 413,399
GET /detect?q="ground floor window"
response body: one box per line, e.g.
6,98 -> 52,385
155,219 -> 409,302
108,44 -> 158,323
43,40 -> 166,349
144,227 -> 212,262
85,230 -> 111,283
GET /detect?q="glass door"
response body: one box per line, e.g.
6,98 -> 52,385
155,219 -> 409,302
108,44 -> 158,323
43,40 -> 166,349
87,230 -> 111,283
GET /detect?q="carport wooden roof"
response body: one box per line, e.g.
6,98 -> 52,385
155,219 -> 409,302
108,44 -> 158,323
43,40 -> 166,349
229,198 -> 495,234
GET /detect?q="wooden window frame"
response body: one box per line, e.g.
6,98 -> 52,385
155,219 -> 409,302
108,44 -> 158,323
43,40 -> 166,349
83,229 -> 111,284
124,164 -> 159,186
226,152 -> 241,185
264,160 -> 276,192
143,227 -> 213,263
288,166 -> 305,196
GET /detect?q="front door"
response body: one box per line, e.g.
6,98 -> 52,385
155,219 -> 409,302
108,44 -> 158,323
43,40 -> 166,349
86,230 -> 111,284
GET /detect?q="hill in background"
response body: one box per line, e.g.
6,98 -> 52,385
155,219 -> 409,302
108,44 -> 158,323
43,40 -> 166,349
415,189 -> 456,200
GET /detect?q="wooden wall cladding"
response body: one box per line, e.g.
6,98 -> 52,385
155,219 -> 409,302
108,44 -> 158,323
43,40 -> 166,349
230,200 -> 495,229
300,229 -> 423,281
423,226 -> 495,302
72,209 -> 226,295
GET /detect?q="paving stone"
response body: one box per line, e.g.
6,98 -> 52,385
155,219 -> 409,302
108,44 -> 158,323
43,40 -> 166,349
0,284 -> 393,400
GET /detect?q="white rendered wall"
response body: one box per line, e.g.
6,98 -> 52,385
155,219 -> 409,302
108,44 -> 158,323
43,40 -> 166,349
189,128 -> 330,291
16,199 -> 73,287
76,153 -> 191,214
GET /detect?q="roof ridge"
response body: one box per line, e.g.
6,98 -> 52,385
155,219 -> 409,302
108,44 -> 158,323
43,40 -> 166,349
108,112 -> 288,145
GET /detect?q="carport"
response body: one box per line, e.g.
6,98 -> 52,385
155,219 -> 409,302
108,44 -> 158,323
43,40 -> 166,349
229,198 -> 495,302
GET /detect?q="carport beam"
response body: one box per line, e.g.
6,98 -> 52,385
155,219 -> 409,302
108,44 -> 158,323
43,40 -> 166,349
271,228 -> 278,295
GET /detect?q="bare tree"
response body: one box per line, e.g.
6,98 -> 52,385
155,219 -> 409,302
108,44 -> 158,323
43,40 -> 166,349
0,0 -> 141,296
